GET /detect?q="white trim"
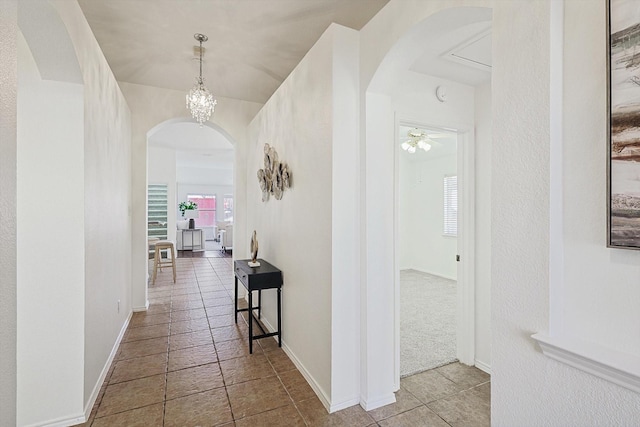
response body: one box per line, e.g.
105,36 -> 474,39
548,0 -> 565,336
393,117 -> 476,384
260,317 -> 336,412
360,393 -> 396,411
532,333 -> 640,394
22,413 -> 86,427
474,359 -> 491,375
83,311 -> 133,421
132,300 -> 149,312
456,128 -> 475,366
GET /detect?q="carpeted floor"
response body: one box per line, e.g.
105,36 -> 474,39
400,269 -> 457,377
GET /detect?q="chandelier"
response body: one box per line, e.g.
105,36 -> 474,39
401,128 -> 432,154
186,33 -> 217,126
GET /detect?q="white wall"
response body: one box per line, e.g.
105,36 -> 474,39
53,0 -> 133,416
12,1 -> 134,424
246,25 -> 334,405
492,0 -> 640,424
16,30 -> 85,425
244,24 -> 360,411
474,81 -> 491,371
120,81 -> 262,310
392,70 -> 475,283
399,152 -> 458,279
177,166 -> 233,187
562,0 -> 640,357
330,24 -> 361,410
0,2 -> 18,425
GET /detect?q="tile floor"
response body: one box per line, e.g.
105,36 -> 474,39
78,257 -> 490,426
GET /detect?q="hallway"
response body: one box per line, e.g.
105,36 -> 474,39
79,257 -> 489,426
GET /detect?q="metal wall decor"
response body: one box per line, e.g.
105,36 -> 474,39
257,143 -> 291,202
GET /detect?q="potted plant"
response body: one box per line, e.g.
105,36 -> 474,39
179,201 -> 198,217
179,201 -> 198,229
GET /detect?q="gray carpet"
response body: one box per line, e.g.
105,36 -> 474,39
400,269 -> 457,377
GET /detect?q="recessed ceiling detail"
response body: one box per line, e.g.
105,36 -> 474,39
443,30 -> 492,72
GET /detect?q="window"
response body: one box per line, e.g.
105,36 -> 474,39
148,184 -> 168,240
223,195 -> 233,222
443,175 -> 457,237
187,194 -> 216,227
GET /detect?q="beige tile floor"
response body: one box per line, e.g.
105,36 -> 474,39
78,257 -> 490,426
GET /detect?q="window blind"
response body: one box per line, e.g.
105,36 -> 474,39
148,184 -> 168,240
443,175 -> 458,236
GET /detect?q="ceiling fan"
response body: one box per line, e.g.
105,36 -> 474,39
400,128 -> 443,154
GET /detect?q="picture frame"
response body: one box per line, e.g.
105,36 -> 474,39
608,0 -> 640,249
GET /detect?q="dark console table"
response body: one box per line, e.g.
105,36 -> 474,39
234,259 -> 282,353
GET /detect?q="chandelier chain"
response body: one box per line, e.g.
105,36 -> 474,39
186,33 -> 217,126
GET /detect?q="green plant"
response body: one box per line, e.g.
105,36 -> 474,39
179,201 -> 198,217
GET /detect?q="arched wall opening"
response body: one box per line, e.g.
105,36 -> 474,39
360,3 -> 492,408
143,117 -> 236,277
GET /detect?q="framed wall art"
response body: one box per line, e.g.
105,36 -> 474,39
608,0 -> 640,249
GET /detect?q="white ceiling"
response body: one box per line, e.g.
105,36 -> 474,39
148,122 -> 234,169
77,0 -> 390,104
410,19 -> 492,86
81,2 -> 490,169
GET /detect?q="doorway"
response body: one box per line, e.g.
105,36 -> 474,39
397,124 -> 459,377
146,118 -> 236,260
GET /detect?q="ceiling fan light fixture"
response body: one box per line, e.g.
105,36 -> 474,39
401,128 -> 432,154
186,33 -> 217,126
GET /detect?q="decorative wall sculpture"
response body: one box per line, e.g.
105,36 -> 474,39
258,143 -> 291,202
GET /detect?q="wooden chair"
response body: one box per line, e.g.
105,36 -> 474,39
151,240 -> 176,285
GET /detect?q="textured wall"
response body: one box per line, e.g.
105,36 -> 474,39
0,1 -> 17,426
491,0 -> 552,422
246,25 -> 334,403
492,0 -> 640,424
52,0 -> 134,408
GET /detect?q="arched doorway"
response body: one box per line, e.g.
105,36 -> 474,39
145,118 -> 236,262
361,4 -> 492,405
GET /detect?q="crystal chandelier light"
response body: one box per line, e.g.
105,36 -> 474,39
186,33 -> 217,126
401,128 -> 432,154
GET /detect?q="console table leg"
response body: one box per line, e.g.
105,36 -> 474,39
234,276 -> 238,324
248,290 -> 253,354
277,288 -> 282,347
258,289 -> 262,319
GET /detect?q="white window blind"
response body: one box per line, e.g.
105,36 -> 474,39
148,184 -> 168,240
443,175 -> 458,237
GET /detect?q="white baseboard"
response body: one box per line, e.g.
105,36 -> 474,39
132,300 -> 149,312
474,359 -> 491,375
260,317 -> 335,412
83,311 -> 133,421
360,393 -> 396,411
23,413 -> 86,427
